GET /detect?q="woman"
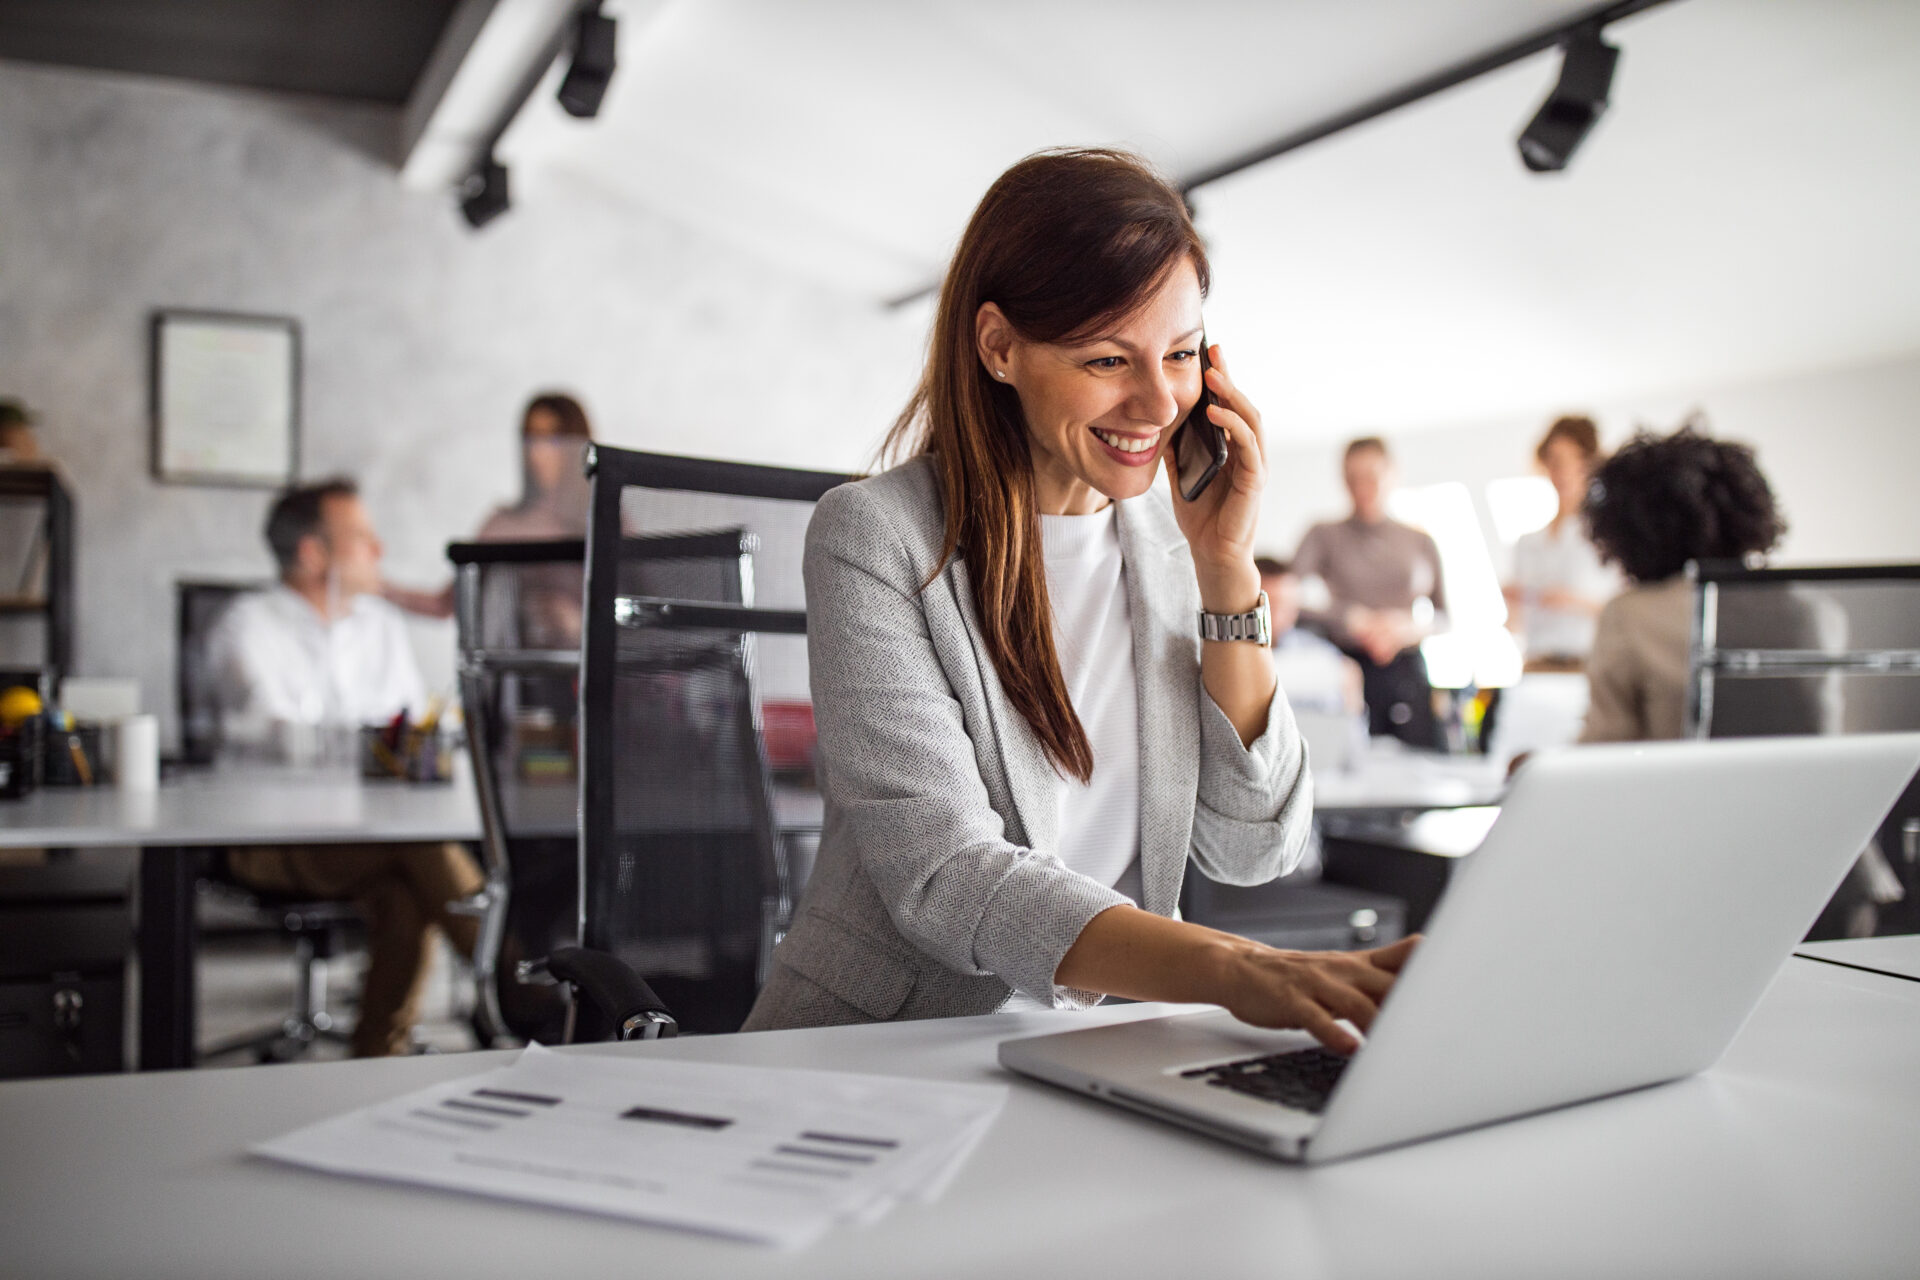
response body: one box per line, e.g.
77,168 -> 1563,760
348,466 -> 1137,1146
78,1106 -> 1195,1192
1578,424 -> 1786,744
1504,415 -> 1620,670
1578,423 -> 1900,936
385,392 -> 593,646
745,150 -> 1415,1051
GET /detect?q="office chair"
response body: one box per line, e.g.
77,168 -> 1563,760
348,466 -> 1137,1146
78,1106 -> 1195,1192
177,579 -> 357,1061
448,538 -> 588,1047
520,445 -> 847,1040
456,528 -> 776,1043
1689,561 -> 1920,937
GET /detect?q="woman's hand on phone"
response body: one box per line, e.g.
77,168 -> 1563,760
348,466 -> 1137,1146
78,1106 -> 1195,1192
1167,343 -> 1268,610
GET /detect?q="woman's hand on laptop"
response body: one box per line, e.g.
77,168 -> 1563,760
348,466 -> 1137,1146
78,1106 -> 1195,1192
1215,936 -> 1421,1055
1055,908 -> 1421,1055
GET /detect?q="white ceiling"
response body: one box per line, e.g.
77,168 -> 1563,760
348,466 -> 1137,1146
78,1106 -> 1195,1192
498,0 -> 1920,438
502,0 -> 1604,296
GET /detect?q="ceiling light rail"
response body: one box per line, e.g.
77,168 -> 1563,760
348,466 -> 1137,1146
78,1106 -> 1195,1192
884,0 -> 1678,310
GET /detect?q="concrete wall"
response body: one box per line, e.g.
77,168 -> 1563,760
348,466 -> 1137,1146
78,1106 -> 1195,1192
1258,349 -> 1920,574
0,61 -> 924,746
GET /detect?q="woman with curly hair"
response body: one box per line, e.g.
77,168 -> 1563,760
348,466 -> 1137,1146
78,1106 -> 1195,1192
1577,423 -> 1786,743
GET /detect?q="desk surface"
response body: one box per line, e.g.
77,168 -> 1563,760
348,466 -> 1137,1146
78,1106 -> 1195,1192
1312,748 -> 1507,812
0,766 -> 487,849
2,957 -> 1914,1280
1795,933 -> 1920,983
0,764 -> 824,850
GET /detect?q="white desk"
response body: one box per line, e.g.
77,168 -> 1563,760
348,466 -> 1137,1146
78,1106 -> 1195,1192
1,957 -> 1914,1280
1794,933 -> 1920,984
1312,747 -> 1507,812
0,766 -> 488,1071
0,763 -> 826,1070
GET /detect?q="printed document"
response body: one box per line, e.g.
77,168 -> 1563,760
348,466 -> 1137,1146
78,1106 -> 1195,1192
253,1044 -> 1006,1248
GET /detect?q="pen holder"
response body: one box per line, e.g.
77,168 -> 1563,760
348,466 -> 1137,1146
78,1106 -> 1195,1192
0,715 -> 44,799
41,722 -> 104,787
360,724 -> 453,783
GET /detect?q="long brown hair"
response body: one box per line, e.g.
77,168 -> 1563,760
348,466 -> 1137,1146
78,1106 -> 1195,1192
882,148 -> 1209,781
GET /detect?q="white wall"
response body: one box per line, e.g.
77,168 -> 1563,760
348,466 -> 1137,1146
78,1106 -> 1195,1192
1258,350 -> 1920,574
0,61 -> 924,747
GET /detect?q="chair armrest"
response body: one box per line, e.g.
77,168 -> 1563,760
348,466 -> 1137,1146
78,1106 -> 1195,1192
540,946 -> 678,1041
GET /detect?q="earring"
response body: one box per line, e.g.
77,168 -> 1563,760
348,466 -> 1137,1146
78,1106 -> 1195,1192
994,370 -> 1006,379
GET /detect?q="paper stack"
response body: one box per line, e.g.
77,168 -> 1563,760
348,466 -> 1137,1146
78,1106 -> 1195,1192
253,1044 -> 1007,1249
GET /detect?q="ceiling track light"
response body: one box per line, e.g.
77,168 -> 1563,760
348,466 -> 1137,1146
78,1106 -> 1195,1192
557,4 -> 618,119
1516,25 -> 1621,174
459,156 -> 511,229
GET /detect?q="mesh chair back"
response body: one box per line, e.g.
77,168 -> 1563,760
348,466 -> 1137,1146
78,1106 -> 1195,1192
580,447 -> 848,1032
1692,562 -> 1920,933
1691,563 -> 1920,739
176,579 -> 268,764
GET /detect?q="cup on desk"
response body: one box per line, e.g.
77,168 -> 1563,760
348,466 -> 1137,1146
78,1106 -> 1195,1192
113,713 -> 159,791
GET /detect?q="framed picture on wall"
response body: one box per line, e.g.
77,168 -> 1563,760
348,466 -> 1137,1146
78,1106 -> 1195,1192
150,309 -> 300,487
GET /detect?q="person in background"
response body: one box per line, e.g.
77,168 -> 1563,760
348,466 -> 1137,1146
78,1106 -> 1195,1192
208,478 -> 485,1057
0,400 -> 43,462
1578,424 -> 1898,936
1579,427 -> 1782,744
1256,556 -> 1362,717
1504,415 -> 1620,670
384,392 -> 594,647
1292,437 -> 1447,748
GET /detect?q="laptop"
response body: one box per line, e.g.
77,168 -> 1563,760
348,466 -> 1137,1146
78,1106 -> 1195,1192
1000,733 -> 1920,1164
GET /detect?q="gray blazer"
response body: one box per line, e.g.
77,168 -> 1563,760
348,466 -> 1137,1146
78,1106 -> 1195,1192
742,456 -> 1313,1031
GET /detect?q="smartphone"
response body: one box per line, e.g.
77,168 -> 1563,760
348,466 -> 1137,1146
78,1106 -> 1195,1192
1171,340 -> 1227,502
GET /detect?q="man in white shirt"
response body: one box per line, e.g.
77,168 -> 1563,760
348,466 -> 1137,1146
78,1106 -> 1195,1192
208,479 -> 483,1057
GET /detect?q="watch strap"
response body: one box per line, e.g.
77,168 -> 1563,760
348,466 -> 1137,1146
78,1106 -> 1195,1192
1199,591 -> 1272,645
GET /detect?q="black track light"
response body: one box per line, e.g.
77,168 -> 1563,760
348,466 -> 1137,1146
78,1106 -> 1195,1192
557,6 -> 618,119
459,157 -> 511,229
1516,26 -> 1620,173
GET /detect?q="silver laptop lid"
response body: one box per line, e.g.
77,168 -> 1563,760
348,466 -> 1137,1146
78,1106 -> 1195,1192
1310,733 -> 1920,1162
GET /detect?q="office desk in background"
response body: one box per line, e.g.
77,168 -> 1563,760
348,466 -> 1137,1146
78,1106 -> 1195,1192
0,766 -> 490,1071
0,953 -> 1914,1279
0,759 -> 827,1070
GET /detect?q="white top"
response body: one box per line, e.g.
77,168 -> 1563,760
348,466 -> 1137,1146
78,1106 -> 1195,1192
207,585 -> 426,738
1039,504 -> 1143,904
1509,518 -> 1621,659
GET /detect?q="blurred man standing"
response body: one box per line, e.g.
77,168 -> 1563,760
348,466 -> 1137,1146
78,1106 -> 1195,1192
1292,437 -> 1447,749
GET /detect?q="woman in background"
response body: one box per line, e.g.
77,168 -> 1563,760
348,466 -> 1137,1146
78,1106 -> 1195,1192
385,392 -> 594,645
1503,415 -> 1619,671
1578,424 -> 1781,743
1578,422 -> 1897,936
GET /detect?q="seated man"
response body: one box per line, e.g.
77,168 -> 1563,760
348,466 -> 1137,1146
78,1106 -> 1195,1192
207,478 -> 483,1057
1256,556 -> 1363,718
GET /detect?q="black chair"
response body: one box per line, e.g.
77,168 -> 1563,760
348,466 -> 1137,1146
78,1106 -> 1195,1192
176,579 -> 358,1061
524,445 -> 847,1041
449,532 -> 762,1043
1689,561 -> 1920,937
447,539 -> 586,1046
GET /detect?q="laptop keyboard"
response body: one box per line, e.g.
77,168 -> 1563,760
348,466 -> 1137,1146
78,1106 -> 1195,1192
1180,1047 -> 1353,1114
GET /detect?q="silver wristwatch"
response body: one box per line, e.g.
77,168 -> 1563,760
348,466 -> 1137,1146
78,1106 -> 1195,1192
1198,591 -> 1272,645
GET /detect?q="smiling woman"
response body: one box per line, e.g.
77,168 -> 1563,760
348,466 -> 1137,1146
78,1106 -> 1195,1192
744,149 -> 1417,1048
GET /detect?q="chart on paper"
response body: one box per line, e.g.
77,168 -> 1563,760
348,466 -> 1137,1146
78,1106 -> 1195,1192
253,1044 -> 1007,1248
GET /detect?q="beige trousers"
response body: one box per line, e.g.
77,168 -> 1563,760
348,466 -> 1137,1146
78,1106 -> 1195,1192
228,842 -> 484,1057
